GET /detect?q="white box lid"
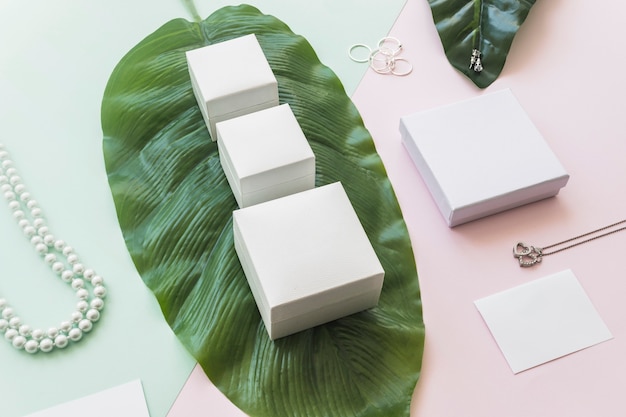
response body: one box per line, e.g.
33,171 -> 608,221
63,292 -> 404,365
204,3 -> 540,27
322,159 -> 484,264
400,89 -> 569,227
185,34 -> 278,118
217,103 -> 315,194
233,182 -> 384,322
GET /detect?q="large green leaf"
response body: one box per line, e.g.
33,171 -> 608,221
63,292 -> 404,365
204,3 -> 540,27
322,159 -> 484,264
102,5 -> 424,417
428,0 -> 536,88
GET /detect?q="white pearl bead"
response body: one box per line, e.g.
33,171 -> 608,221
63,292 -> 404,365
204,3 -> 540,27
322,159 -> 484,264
76,300 -> 89,312
20,192 -> 31,202
52,262 -> 65,273
61,270 -> 74,282
71,311 -> 83,323
71,279 -> 84,290
35,243 -> 48,254
33,218 -> 45,229
9,316 -> 21,328
91,276 -> 104,286
18,324 -> 31,336
24,340 -> 38,353
78,319 -> 92,332
0,298 -> 6,309
0,174 -> 6,184
90,298 -> 104,311
68,328 -> 82,342
47,327 -> 59,338
18,219 -> 28,229
39,338 -> 54,352
60,321 -> 72,333
8,200 -> 19,211
44,253 -> 57,264
12,335 -> 26,349
54,240 -> 66,251
12,210 -> 24,220
3,191 -> 15,200
72,263 -> 85,275
37,226 -> 49,236
14,184 -> 25,194
62,246 -> 74,256
0,319 -> 8,331
67,254 -> 79,265
2,307 -> 14,319
31,328 -> 44,341
54,334 -> 68,348
83,269 -> 95,280
26,199 -> 38,209
4,328 -> 17,341
23,226 -> 36,237
9,175 -> 21,185
2,159 -> 13,168
0,183 -> 11,192
43,234 -> 55,246
93,286 -> 107,298
30,235 -> 43,245
5,168 -> 16,177
9,316 -> 22,329
86,309 -> 100,322
76,289 -> 89,300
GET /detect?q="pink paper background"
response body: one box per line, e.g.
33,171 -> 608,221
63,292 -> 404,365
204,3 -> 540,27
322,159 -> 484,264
169,0 -> 626,416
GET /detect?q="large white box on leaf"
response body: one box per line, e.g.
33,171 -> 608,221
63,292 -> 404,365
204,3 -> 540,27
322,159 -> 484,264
233,182 -> 385,340
217,103 -> 316,208
400,89 -> 569,227
185,33 -> 279,140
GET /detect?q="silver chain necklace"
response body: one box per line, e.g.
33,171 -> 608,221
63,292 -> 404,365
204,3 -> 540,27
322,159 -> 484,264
0,143 -> 106,353
513,219 -> 626,267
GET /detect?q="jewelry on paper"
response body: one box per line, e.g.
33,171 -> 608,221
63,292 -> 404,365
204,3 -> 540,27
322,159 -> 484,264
0,143 -> 106,353
470,49 -> 483,73
348,36 -> 413,77
513,219 -> 626,267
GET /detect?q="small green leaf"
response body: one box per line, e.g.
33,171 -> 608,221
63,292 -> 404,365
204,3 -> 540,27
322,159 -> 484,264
428,0 -> 537,88
102,5 -> 424,417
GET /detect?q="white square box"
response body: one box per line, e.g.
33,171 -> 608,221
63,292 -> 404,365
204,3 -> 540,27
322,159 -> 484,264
233,182 -> 385,340
400,89 -> 569,227
185,34 -> 279,140
217,103 -> 315,208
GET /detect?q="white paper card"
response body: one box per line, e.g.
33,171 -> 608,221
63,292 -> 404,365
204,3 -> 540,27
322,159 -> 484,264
24,379 -> 150,417
475,269 -> 612,373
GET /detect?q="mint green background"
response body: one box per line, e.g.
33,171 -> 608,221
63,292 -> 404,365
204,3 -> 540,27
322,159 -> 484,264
0,1 -> 405,416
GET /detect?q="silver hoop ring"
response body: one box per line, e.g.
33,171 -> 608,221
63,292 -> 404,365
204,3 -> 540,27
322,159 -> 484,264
348,44 -> 372,63
390,58 -> 413,76
369,49 -> 394,74
377,36 -> 402,56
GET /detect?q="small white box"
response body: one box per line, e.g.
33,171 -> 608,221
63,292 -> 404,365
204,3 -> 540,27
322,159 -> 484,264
185,34 -> 279,140
400,89 -> 569,227
217,103 -> 315,208
233,182 -> 385,340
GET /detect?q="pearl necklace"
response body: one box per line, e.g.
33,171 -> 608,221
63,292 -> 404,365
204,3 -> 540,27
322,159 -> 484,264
0,143 -> 106,353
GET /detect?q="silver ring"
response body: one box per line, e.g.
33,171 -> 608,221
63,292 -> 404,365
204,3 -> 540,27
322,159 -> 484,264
348,44 -> 372,63
390,58 -> 413,76
377,36 -> 402,56
369,49 -> 394,74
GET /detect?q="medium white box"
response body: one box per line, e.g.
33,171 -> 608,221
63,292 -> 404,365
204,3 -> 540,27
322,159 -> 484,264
400,89 -> 569,227
185,34 -> 279,140
233,182 -> 385,340
217,103 -> 315,208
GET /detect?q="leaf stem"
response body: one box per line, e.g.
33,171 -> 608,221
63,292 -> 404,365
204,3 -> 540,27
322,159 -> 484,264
182,0 -> 201,22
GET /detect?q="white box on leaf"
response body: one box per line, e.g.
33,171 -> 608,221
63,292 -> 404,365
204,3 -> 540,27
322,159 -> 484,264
217,103 -> 315,208
400,89 -> 569,227
233,182 -> 385,340
185,33 -> 279,140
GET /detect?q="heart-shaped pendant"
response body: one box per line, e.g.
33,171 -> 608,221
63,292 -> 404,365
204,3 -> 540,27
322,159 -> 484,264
513,242 -> 543,267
